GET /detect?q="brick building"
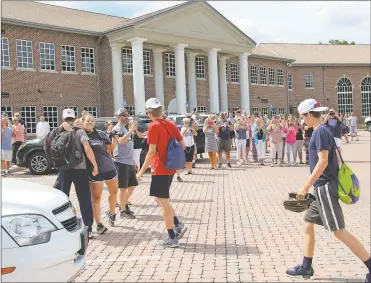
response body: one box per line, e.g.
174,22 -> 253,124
1,1 -> 370,135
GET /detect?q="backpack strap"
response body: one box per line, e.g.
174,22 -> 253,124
332,137 -> 345,165
157,119 -> 174,139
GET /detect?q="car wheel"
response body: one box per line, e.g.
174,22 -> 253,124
367,123 -> 371,132
28,152 -> 52,175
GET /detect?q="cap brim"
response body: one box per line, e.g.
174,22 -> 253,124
300,106 -> 328,114
145,104 -> 161,109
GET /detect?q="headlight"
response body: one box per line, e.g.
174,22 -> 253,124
2,214 -> 57,246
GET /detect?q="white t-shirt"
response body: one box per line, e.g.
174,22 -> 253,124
36,121 -> 50,138
183,128 -> 195,147
348,116 -> 357,127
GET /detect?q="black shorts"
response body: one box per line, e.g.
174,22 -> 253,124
246,139 -> 250,147
150,175 -> 174,199
115,162 -> 138,189
184,145 -> 195,162
89,169 -> 117,183
230,131 -> 235,138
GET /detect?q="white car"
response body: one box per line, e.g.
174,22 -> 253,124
364,116 -> 371,132
2,179 -> 88,282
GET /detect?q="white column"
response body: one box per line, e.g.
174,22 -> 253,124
153,48 -> 166,106
110,43 -> 124,111
128,37 -> 147,115
186,53 -> 198,113
239,53 -> 251,114
208,48 -> 220,113
174,43 -> 188,114
218,56 -> 229,113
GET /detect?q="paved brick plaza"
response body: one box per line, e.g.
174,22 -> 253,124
10,133 -> 370,282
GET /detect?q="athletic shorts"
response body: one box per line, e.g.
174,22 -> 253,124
218,139 -> 231,152
89,169 -> 117,183
115,162 -> 138,189
1,150 -> 12,161
304,180 -> 345,231
350,126 -> 357,134
334,137 -> 342,148
185,145 -> 195,162
150,174 -> 174,199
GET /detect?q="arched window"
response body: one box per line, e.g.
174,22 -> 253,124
337,78 -> 353,114
361,77 -> 371,117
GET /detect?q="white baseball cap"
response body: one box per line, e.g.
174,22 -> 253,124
145,98 -> 162,109
62,108 -> 75,119
297,99 -> 328,115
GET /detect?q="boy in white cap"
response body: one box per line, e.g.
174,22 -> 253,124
286,99 -> 371,282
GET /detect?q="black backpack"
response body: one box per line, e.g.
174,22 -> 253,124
44,128 -> 84,171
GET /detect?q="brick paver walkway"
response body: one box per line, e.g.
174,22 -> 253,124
10,133 -> 370,282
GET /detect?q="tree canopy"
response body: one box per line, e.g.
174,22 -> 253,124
318,40 -> 356,45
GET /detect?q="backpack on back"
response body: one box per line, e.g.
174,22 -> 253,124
44,128 -> 84,171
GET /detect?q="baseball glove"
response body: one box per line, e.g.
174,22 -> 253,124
283,193 -> 316,213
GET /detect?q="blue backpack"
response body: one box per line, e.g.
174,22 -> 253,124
158,121 -> 186,170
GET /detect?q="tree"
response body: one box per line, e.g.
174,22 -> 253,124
328,39 -> 356,45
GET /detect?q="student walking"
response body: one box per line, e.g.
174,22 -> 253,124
348,112 -> 359,141
203,115 -> 218,170
287,99 -> 371,283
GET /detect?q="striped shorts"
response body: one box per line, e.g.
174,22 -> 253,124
304,180 -> 345,231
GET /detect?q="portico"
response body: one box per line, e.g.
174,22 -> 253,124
106,2 -> 255,115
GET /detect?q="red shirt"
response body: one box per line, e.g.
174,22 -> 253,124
147,119 -> 183,176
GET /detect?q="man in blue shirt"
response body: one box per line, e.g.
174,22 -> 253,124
286,99 -> 371,283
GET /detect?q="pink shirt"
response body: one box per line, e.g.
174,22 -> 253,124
284,125 -> 298,144
12,123 -> 25,143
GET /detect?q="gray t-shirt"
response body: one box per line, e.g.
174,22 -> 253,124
112,123 -> 134,165
234,124 -> 247,140
73,129 -> 89,170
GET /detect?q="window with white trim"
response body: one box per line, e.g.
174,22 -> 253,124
252,107 -> 259,114
43,106 -> 58,130
61,45 -> 76,72
64,106 -> 78,118
361,77 -> 371,117
259,67 -> 267,85
195,57 -> 205,79
226,64 -> 229,82
20,106 -> 37,134
261,107 -> 268,116
277,69 -> 284,86
230,63 -> 239,83
122,48 -> 133,73
143,50 -> 151,75
16,39 -> 33,69
126,105 -> 135,115
197,106 -> 206,113
39,42 -> 55,71
81,47 -> 95,73
165,53 -> 176,77
1,37 -> 10,68
337,78 -> 353,114
288,74 -> 292,90
1,106 -> 12,118
305,72 -> 314,88
84,106 -> 97,118
250,65 -> 258,84
278,107 -> 285,115
268,68 -> 275,85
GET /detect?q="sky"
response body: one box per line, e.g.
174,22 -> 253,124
39,1 -> 370,44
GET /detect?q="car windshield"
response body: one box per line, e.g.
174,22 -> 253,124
175,117 -> 184,126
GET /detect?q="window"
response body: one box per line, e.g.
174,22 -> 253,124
261,107 -> 268,116
305,72 -> 314,88
231,107 -> 240,113
277,69 -> 284,86
226,63 -> 229,82
252,107 -> 259,114
259,67 -> 267,85
230,63 -> 239,83
288,74 -> 292,90
84,106 -> 97,118
197,106 -> 206,113
126,105 -> 135,115
39,42 -> 55,71
268,68 -> 275,85
165,53 -> 176,77
1,106 -> 12,118
195,57 -> 205,79
361,77 -> 371,117
64,106 -> 78,118
61,45 -> 76,72
250,66 -> 258,84
1,37 -> 10,68
337,78 -> 353,114
16,39 -> 33,69
278,107 -> 285,115
81,47 -> 95,73
20,106 -> 37,134
43,106 -> 58,130
143,50 -> 151,75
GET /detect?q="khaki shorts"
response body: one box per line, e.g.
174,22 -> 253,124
296,140 -> 304,152
1,150 -> 12,161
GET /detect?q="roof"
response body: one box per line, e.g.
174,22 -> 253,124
251,44 -> 294,62
256,43 -> 371,65
2,1 -> 128,34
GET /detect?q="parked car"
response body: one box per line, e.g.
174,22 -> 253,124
365,116 -> 371,132
2,179 -> 88,282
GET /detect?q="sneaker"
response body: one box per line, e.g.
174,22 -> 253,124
88,231 -> 94,240
174,222 -> 185,235
286,264 -> 314,279
218,163 -> 222,169
125,204 -> 134,215
159,237 -> 179,248
120,210 -> 136,219
177,176 -> 182,182
293,162 -> 297,166
105,211 -> 116,226
96,223 -> 108,235
116,203 -> 121,210
227,163 -> 232,168
366,273 -> 371,283
271,163 -> 274,167
192,163 -> 196,168
242,160 -> 247,165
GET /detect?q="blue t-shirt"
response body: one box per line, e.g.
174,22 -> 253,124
325,117 -> 341,138
217,120 -> 232,140
309,125 -> 339,187
1,127 -> 12,150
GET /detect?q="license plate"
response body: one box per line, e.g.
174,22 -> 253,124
78,226 -> 89,255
